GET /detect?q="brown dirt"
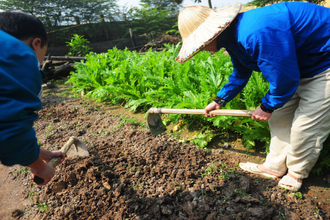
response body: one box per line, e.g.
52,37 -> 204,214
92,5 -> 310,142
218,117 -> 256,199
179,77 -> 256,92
1,84 -> 330,220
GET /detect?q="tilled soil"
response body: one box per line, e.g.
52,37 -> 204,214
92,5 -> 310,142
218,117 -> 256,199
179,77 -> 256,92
2,87 -> 330,220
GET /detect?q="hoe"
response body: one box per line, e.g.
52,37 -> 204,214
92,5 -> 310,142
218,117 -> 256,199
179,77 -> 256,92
147,108 -> 254,136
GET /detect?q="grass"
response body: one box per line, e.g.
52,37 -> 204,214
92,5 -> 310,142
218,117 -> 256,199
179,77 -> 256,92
13,167 -> 30,176
294,192 -> 303,199
37,202 -> 50,213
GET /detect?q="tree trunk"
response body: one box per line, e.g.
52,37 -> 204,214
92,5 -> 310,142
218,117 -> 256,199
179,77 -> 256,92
208,0 -> 212,8
74,16 -> 80,25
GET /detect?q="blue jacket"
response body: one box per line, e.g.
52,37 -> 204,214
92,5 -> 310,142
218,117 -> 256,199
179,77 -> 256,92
0,30 -> 42,166
217,2 -> 330,110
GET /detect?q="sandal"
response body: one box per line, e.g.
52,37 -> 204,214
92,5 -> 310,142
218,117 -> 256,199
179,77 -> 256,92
278,175 -> 302,191
239,162 -> 278,179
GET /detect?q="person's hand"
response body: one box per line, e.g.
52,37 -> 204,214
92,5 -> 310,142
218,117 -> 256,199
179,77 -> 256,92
39,148 -> 65,164
204,101 -> 221,117
28,156 -> 55,185
252,105 -> 272,121
28,148 -> 65,185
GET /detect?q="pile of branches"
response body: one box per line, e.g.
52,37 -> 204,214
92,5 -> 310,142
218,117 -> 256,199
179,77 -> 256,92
41,54 -> 85,83
138,34 -> 180,53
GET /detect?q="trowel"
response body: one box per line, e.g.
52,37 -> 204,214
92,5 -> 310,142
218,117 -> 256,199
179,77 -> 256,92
33,136 -> 89,184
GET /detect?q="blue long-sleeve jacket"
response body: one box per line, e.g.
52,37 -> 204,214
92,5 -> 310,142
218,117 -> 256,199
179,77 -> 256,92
0,30 -> 42,166
217,2 -> 330,110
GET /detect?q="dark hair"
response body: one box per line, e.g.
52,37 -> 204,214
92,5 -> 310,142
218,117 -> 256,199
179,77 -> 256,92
0,12 -> 47,47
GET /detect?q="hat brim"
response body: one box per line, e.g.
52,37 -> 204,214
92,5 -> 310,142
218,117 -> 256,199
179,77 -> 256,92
175,3 -> 242,63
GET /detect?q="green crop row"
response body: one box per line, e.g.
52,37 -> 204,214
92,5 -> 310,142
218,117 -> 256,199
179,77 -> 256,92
66,44 -> 330,175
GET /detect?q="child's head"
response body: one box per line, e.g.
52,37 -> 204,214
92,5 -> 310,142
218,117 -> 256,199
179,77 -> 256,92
0,12 -> 47,46
0,12 -> 48,64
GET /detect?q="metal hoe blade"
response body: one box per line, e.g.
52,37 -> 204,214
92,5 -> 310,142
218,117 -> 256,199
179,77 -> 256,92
147,113 -> 167,136
33,136 -> 89,185
66,137 -> 90,157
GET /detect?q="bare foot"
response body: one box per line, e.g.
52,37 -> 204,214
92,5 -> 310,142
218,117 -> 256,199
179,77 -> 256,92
257,164 -> 284,178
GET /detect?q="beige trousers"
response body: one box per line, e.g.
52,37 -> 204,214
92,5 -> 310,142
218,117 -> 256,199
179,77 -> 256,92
264,68 -> 330,179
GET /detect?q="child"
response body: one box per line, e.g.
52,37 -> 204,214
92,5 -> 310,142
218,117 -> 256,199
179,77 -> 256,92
0,12 -> 65,185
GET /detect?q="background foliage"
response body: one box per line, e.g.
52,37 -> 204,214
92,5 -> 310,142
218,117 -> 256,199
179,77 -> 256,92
247,0 -> 326,7
1,0 -> 327,47
0,0 -> 180,47
0,0 -> 118,27
66,34 -> 92,56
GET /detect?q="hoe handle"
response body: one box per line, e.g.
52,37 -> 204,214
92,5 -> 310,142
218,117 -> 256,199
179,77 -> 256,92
33,137 -> 76,185
148,108 -> 253,117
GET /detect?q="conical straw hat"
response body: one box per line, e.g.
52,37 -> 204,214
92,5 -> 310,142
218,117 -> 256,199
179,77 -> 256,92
175,3 -> 242,63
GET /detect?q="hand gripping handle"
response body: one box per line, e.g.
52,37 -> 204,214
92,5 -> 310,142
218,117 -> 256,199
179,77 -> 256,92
33,137 -> 76,185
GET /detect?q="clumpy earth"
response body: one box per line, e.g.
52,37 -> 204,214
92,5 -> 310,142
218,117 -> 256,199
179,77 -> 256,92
1,84 -> 330,220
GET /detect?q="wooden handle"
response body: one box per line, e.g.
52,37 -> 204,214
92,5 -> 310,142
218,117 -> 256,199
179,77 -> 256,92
33,137 -> 76,184
148,108 -> 253,117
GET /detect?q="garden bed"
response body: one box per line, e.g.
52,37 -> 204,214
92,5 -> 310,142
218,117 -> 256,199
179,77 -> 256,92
1,84 -> 330,220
